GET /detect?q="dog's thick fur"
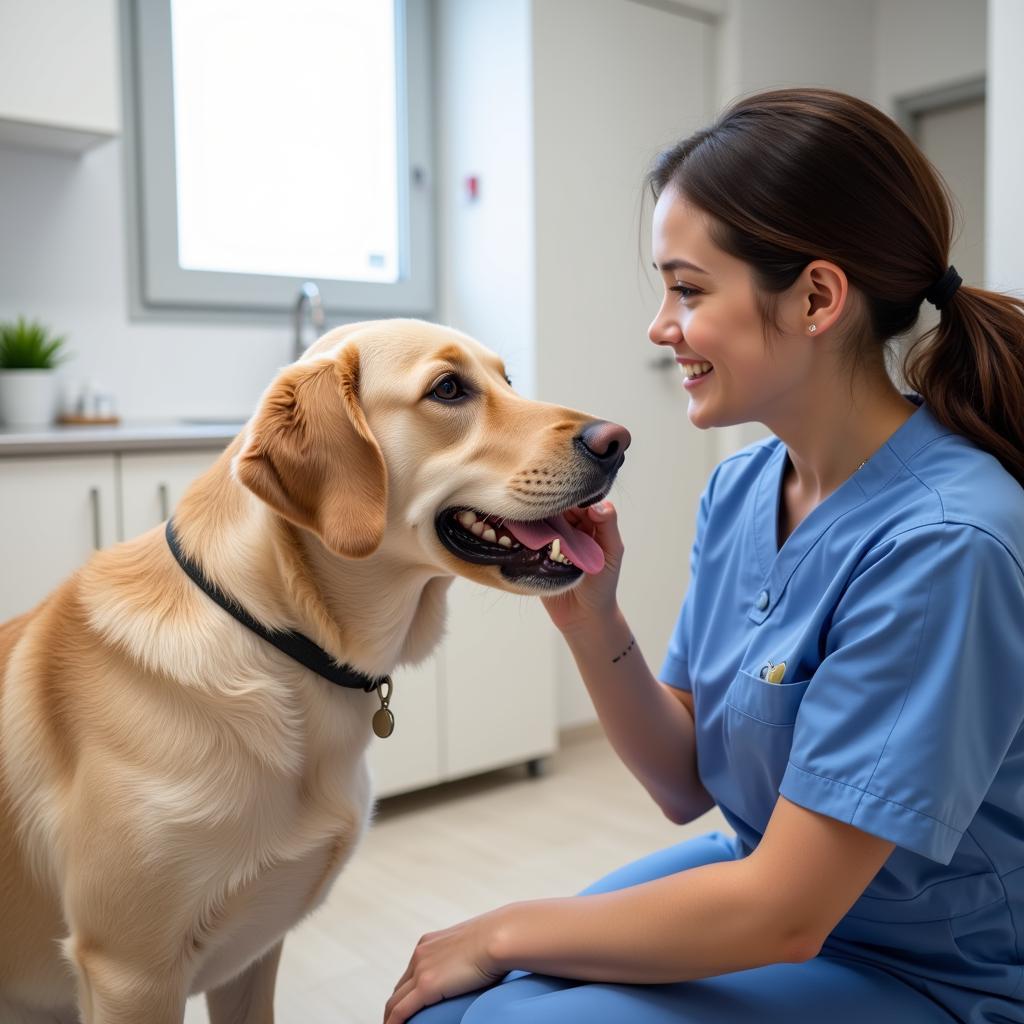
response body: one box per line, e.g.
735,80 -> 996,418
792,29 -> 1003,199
0,319 -> 624,1023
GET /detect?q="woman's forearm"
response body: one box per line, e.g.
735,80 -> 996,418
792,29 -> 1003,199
489,857 -> 813,983
561,608 -> 713,823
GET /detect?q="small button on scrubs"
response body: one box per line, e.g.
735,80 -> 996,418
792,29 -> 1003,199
660,395 -> 1024,1019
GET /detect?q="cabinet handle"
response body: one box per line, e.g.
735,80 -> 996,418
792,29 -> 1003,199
158,483 -> 170,521
89,487 -> 102,550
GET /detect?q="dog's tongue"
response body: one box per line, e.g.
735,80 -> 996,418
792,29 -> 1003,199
503,513 -> 605,574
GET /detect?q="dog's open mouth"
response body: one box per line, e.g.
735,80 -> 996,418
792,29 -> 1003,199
436,506 -> 605,584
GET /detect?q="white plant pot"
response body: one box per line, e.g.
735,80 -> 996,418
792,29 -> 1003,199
0,369 -> 58,428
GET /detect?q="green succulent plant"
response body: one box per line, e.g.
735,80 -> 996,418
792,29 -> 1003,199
0,316 -> 71,370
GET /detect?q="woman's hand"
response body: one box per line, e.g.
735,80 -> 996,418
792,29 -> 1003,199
541,500 -> 625,634
383,908 -> 508,1024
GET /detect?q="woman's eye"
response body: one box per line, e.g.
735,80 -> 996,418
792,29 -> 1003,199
431,375 -> 466,401
670,284 -> 700,300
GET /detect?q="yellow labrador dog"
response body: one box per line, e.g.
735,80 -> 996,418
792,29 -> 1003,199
0,319 -> 629,1024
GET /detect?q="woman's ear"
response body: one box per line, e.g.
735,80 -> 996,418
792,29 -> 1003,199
233,345 -> 388,558
799,260 -> 849,335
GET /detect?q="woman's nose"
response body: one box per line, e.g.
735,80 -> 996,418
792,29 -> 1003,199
648,303 -> 682,346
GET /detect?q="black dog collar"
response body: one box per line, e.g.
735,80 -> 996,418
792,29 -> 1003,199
165,516 -> 391,700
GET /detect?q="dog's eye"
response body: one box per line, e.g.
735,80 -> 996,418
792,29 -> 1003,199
431,374 -> 466,401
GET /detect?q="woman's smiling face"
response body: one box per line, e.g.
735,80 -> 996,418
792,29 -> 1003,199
648,186 -> 813,430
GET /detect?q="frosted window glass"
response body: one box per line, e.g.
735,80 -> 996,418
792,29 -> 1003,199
170,0 -> 399,283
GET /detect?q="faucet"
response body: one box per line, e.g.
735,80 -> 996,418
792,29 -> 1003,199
293,281 -> 326,362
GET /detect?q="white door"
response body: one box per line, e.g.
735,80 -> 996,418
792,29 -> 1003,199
119,449 -> 226,540
531,0 -> 717,721
0,454 -> 118,620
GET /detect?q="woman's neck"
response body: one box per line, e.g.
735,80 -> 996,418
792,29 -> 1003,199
766,373 -> 917,504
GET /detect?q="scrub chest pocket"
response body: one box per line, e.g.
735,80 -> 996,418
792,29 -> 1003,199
722,669 -> 811,832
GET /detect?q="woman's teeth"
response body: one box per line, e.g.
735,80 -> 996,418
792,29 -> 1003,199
681,361 -> 713,379
455,510 -> 576,565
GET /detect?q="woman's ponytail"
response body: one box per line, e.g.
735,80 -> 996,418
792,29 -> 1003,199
905,287 -> 1024,487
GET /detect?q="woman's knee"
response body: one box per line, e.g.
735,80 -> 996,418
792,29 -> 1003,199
461,974 -> 584,1024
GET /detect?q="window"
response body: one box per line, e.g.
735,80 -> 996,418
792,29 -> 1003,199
130,0 -> 433,316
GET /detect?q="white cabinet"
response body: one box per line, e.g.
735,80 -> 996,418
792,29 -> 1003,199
0,0 -> 120,153
366,653 -> 443,798
0,453 -> 117,619
441,578 -> 557,780
0,447 -> 556,798
0,449 -> 220,620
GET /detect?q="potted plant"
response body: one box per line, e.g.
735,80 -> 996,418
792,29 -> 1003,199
0,316 -> 71,428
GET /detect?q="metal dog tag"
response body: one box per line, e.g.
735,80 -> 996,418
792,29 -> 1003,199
373,678 -> 395,738
373,707 -> 395,738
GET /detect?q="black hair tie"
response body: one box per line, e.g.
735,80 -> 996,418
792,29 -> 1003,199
924,265 -> 962,310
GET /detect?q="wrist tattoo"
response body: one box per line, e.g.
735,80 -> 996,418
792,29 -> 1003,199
612,635 -> 636,663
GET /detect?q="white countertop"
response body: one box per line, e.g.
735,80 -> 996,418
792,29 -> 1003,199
0,419 -> 247,456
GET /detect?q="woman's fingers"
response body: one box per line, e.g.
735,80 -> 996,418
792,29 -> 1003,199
392,963 -> 414,997
584,500 -> 624,556
383,977 -> 418,1024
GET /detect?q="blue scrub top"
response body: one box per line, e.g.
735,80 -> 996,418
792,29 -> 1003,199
660,395 -> 1024,1010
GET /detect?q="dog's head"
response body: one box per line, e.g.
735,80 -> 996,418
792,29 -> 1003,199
233,319 -> 629,595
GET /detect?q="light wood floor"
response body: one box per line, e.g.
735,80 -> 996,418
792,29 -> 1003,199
185,726 -> 731,1023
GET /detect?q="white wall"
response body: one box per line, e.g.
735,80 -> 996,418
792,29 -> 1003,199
873,0 -> 986,114
717,0 -> 875,109
987,0 -> 1024,297
433,0 -> 536,396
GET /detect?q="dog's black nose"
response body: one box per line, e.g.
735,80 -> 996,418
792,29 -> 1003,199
576,420 -> 632,468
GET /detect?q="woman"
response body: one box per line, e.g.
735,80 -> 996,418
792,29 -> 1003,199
384,87 -> 1024,1024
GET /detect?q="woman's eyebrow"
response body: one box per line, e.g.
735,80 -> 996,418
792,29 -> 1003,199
654,259 -> 709,275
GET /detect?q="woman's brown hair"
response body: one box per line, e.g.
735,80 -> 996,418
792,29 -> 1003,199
647,87 -> 1024,487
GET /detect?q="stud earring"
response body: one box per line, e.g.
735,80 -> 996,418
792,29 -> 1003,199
808,324 -> 817,333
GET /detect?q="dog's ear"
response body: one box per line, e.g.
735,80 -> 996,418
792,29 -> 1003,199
234,345 -> 388,558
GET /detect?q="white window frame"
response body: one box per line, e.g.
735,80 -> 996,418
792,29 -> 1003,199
127,0 -> 434,317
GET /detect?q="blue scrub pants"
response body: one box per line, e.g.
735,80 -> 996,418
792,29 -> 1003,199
408,830 -> 958,1023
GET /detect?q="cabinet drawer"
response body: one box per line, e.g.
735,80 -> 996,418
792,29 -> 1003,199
0,453 -> 117,620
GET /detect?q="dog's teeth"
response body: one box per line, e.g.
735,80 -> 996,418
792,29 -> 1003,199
551,539 -> 561,559
471,522 -> 485,537
498,536 -> 512,548
482,528 -> 497,543
457,511 -> 476,529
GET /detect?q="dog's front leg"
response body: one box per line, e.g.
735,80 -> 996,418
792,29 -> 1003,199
205,940 -> 283,1024
65,937 -> 188,1024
